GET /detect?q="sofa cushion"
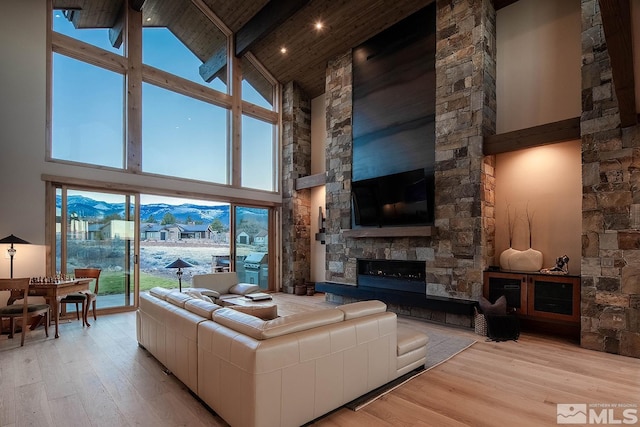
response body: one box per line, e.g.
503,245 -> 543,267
184,299 -> 221,319
337,300 -> 387,320
212,307 -> 344,340
228,304 -> 277,320
192,272 -> 239,293
182,287 -> 221,299
183,289 -> 214,303
228,283 -> 260,295
165,291 -> 193,308
149,287 -> 173,300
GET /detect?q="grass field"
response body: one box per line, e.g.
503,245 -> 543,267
98,271 -> 182,294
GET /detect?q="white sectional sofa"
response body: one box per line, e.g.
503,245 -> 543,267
136,276 -> 428,427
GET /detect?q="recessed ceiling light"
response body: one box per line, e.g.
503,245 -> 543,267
315,21 -> 323,30
280,46 -> 287,54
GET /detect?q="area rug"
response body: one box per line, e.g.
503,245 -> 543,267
345,327 -> 476,411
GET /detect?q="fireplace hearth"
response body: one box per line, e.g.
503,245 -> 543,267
357,259 -> 426,294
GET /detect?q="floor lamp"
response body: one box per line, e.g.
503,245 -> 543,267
0,234 -> 30,278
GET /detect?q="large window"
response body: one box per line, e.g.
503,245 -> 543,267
142,83 -> 228,183
52,54 -> 125,168
49,3 -> 281,304
50,4 -> 279,190
242,115 -> 276,191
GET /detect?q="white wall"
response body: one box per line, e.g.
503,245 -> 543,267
310,95 -> 326,283
496,0 -> 581,133
494,140 -> 582,274
0,1 -> 280,279
0,0 -> 48,277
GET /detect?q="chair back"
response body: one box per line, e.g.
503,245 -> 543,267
0,277 -> 31,315
74,268 -> 102,294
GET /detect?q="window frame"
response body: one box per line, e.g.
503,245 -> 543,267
47,2 -> 281,193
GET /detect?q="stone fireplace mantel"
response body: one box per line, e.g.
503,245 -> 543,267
341,226 -> 435,238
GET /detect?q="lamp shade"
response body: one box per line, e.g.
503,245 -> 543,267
165,258 -> 193,269
0,234 -> 31,245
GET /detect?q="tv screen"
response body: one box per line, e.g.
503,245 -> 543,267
352,169 -> 434,227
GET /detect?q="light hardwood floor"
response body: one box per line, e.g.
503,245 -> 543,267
1,293 -> 638,427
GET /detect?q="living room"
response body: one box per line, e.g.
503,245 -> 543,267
2,0 -> 640,425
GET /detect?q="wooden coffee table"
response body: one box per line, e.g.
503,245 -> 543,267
221,296 -> 278,320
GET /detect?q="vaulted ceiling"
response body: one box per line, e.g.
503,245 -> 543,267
51,0 -> 636,125
52,0 -> 439,98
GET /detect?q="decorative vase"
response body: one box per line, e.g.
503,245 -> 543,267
499,248 -> 519,271
507,248 -> 543,272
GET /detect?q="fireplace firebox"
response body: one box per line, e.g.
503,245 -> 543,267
357,259 -> 426,294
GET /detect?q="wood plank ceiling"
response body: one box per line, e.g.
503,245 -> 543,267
53,0 -> 438,98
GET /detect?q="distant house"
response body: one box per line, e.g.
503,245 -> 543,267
140,223 -> 164,240
237,231 -> 250,245
163,223 -> 212,241
87,223 -> 102,240
254,230 -> 268,245
178,223 -> 212,240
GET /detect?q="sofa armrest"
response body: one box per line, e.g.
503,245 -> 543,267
228,283 -> 260,295
337,300 -> 387,319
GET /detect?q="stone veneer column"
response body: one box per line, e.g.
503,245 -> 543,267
324,52 -> 353,284
431,0 -> 496,299
281,81 -> 312,293
580,0 -> 640,357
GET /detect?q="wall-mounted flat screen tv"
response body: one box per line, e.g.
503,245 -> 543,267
352,168 -> 434,227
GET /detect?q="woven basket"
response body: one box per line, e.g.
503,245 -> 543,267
474,307 -> 487,336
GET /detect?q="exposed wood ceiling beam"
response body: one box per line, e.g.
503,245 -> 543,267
108,2 -> 126,49
199,49 -> 228,83
130,0 -> 146,12
598,0 -> 637,127
484,117 -> 580,155
234,0 -> 312,57
493,0 -> 519,10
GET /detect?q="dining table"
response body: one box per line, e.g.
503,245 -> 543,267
8,279 -> 93,338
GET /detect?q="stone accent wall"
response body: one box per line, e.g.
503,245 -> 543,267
324,52 -> 437,287
281,81 -> 312,293
322,0 -> 497,305
431,0 -> 496,299
324,51 -> 354,284
580,0 -> 640,358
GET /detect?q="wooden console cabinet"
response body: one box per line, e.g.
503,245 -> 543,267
483,271 -> 581,325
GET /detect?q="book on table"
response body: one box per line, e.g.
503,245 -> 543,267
245,292 -> 272,301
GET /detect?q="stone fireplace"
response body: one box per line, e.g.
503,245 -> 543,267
281,0 -> 640,358
357,259 -> 426,294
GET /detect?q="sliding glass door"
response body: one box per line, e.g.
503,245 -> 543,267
52,187 -> 277,308
56,188 -> 136,311
234,206 -> 271,290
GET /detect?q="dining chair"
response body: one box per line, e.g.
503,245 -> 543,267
59,281 -> 88,327
0,277 -> 49,346
73,268 -> 101,325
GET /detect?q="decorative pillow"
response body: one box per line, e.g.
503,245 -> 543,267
183,290 -> 214,303
479,295 -> 507,316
